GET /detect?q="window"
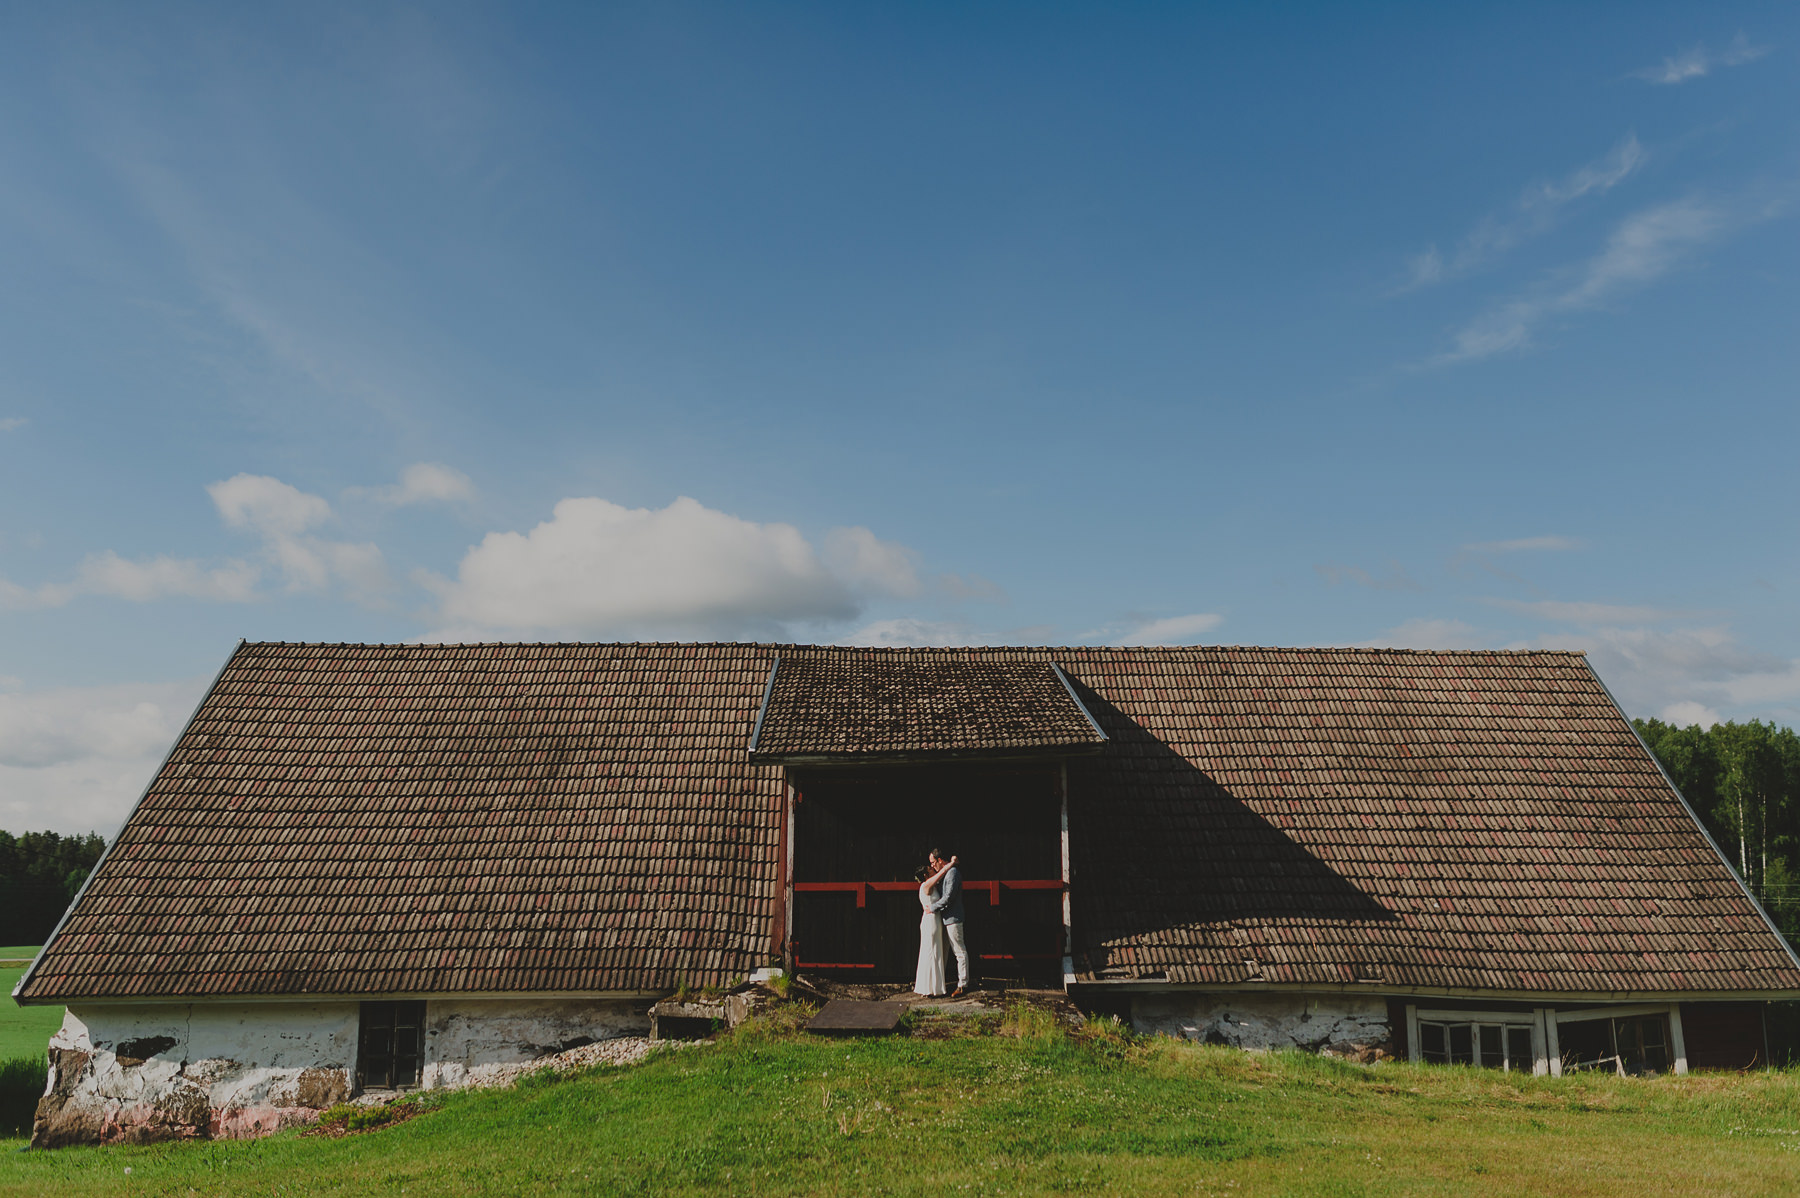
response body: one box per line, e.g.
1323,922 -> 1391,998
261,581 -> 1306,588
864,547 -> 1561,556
357,1001 -> 425,1089
1418,1019 -> 1534,1071
1559,1013 -> 1671,1076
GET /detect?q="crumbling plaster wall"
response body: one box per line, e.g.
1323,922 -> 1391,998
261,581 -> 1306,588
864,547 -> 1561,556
423,998 -> 649,1089
34,997 -> 652,1147
35,1003 -> 360,1147
1130,993 -> 1393,1061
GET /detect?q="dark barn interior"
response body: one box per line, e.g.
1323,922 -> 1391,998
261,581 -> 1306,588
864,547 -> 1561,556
790,764 -> 1065,985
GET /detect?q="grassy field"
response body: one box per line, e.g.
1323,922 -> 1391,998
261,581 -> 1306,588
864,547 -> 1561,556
0,1008 -> 1795,1196
0,953 -> 62,1062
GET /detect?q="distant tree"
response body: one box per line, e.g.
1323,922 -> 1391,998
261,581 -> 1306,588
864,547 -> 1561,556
1635,717 -> 1800,943
0,832 -> 106,946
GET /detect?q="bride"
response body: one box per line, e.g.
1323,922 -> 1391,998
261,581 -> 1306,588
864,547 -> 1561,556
914,853 -> 957,996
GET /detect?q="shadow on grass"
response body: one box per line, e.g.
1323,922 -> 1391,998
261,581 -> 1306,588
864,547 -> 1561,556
0,1058 -> 43,1139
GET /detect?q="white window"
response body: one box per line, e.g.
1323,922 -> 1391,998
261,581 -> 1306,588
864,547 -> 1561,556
1417,1019 -> 1535,1071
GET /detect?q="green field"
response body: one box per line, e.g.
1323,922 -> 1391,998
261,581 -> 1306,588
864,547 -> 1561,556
0,1009 -> 1795,1196
0,952 -> 60,1061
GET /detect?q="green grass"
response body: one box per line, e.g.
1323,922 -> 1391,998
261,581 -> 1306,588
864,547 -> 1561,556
0,960 -> 61,1061
0,1014 -> 1796,1196
0,950 -> 39,964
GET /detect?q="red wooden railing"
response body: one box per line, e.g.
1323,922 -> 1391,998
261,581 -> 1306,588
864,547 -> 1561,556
792,879 -> 1065,970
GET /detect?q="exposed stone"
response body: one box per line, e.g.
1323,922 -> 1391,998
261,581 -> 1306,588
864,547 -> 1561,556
114,1036 -> 178,1067
291,1067 -> 351,1109
1130,993 -> 1394,1061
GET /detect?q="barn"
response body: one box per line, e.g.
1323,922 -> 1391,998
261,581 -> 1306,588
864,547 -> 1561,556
17,640 -> 1800,1144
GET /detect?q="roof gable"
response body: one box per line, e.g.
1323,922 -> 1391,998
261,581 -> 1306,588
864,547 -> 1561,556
749,655 -> 1104,761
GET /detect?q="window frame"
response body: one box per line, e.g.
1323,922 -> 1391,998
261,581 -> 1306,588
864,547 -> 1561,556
1405,1002 -> 1689,1077
356,1000 -> 427,1091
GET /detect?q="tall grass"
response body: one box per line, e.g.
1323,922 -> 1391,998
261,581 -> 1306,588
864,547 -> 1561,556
0,1056 -> 44,1139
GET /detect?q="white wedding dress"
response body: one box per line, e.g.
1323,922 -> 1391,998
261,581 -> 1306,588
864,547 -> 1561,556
914,881 -> 947,996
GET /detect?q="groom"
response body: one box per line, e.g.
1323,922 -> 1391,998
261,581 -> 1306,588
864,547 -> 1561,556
925,847 -> 971,997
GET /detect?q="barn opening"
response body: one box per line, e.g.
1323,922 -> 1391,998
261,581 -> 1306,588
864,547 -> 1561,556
747,653 -> 1106,987
788,763 -> 1066,984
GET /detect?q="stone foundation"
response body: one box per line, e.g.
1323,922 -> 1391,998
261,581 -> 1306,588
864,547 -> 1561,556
34,996 -> 651,1147
1128,993 -> 1394,1061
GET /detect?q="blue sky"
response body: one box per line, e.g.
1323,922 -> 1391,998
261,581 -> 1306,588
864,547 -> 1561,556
2,2 -> 1798,832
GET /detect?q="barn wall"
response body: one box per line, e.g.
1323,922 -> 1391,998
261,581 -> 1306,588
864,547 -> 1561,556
35,1003 -> 360,1147
1680,1001 -> 1768,1070
1127,992 -> 1393,1061
423,998 -> 649,1089
33,997 -> 652,1148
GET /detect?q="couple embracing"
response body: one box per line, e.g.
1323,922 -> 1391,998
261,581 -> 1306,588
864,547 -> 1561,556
914,848 -> 971,998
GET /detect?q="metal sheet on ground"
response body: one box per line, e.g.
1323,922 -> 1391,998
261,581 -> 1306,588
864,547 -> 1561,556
805,999 -> 907,1035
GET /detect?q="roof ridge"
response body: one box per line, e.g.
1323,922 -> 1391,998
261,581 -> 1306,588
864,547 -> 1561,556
236,640 -> 1584,657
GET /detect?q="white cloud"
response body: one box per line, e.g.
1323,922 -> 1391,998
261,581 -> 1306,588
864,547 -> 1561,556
1430,198 -> 1742,365
1402,135 -> 1644,289
1355,618 -> 1490,650
1659,700 -> 1721,729
1089,612 -> 1224,647
1485,598 -> 1682,625
822,526 -> 921,597
209,472 -> 387,598
0,471 -> 402,613
1460,535 -> 1583,555
208,473 -> 332,537
1634,33 -> 1770,85
1531,624 -> 1800,722
0,416 -> 26,433
0,676 -> 211,835
354,462 -> 476,506
421,495 -> 907,638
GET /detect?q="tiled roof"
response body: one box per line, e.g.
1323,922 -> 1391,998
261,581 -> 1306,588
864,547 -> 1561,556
21,642 -> 782,1000
21,642 -> 1800,1001
1046,646 -> 1800,994
749,656 -> 1103,759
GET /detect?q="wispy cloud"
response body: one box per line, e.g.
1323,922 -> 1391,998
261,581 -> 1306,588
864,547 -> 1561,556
1461,535 -> 1583,555
1427,196 -> 1756,365
1531,624 -> 1800,724
838,618 -> 985,647
1402,135 -> 1644,289
1080,612 -> 1224,646
348,462 -> 477,507
1634,33 -> 1770,85
0,472 -> 389,610
0,417 -> 26,433
1485,597 -> 1683,625
1315,561 -> 1423,592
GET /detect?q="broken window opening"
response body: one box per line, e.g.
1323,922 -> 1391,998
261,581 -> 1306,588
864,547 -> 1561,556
1418,1019 -> 1534,1072
1559,1013 -> 1671,1076
357,1000 -> 426,1090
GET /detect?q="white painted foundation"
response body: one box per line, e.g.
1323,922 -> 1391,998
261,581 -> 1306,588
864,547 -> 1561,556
423,998 -> 649,1089
1128,992 -> 1393,1061
34,996 -> 651,1147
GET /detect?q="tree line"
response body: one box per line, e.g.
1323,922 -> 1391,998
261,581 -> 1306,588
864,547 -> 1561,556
1634,718 -> 1800,940
0,832 -> 106,947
